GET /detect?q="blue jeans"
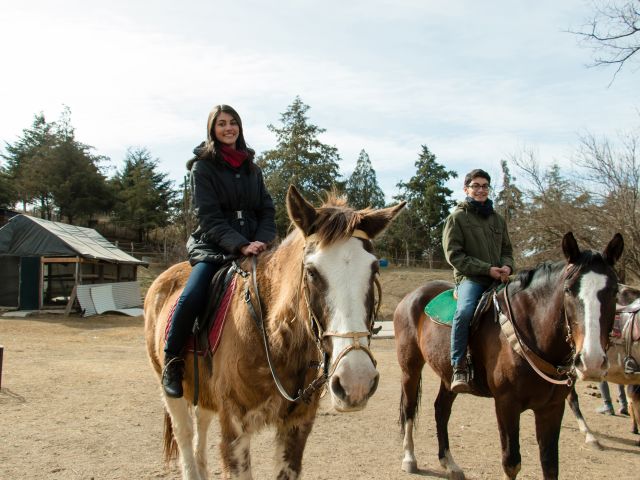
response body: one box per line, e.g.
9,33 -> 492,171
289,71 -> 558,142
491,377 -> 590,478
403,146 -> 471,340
164,262 -> 219,357
451,280 -> 487,366
598,381 -> 628,408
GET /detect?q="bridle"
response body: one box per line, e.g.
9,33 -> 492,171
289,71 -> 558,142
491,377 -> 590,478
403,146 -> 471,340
240,228 -> 380,404
302,229 -> 380,378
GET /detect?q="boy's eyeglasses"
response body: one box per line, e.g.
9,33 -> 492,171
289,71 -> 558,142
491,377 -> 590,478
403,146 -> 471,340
467,184 -> 491,191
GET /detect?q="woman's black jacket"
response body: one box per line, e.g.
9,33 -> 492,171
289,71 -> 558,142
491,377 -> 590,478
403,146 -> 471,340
186,151 -> 276,266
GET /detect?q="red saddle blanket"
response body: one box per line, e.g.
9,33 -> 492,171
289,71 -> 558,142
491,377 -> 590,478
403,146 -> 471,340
164,275 -> 237,356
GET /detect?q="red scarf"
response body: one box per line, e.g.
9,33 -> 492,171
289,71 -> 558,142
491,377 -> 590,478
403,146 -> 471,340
219,144 -> 248,168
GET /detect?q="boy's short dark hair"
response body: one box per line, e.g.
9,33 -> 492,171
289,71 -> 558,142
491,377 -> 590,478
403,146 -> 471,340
464,169 -> 491,186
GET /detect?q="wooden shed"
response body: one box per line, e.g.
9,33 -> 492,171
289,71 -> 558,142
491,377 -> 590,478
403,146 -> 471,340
0,214 -> 148,312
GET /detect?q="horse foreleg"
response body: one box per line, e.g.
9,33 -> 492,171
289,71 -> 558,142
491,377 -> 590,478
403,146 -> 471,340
494,398 -> 522,480
273,420 -> 314,479
533,402 -> 565,480
219,413 -> 253,480
399,366 -> 423,473
164,396 -> 201,480
565,386 -> 602,449
194,407 -> 215,479
434,381 -> 463,480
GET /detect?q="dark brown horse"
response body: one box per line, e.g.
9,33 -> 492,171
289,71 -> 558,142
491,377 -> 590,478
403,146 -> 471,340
145,186 -> 405,479
394,232 -> 623,480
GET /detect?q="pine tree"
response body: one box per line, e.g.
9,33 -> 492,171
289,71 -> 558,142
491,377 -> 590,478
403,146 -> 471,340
48,107 -> 114,223
111,147 -> 176,242
2,113 -> 57,216
257,97 -> 342,236
495,159 -> 524,226
391,145 -> 457,265
346,149 -> 386,209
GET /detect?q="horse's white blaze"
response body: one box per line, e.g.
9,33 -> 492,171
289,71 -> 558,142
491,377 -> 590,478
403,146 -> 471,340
577,271 -> 608,377
309,237 -> 378,408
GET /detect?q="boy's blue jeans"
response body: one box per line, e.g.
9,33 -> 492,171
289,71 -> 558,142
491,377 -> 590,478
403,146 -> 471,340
451,279 -> 487,366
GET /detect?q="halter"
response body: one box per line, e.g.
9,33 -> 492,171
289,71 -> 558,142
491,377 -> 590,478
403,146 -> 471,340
240,229 -> 380,404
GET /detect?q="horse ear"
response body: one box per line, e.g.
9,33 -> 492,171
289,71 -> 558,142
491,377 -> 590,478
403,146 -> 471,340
357,201 -> 406,239
603,232 -> 624,266
286,185 -> 317,237
562,232 -> 580,264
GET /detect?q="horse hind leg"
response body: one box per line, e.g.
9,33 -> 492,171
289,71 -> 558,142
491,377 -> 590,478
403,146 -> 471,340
194,407 -> 215,479
399,361 -> 424,473
565,386 -> 602,450
164,396 -> 202,480
434,381 -> 464,480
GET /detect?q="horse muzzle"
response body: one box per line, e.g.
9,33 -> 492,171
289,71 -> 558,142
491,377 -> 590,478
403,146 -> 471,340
573,351 -> 609,381
328,348 -> 379,412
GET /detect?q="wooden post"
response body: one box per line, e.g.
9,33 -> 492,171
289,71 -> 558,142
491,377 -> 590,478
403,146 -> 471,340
0,345 -> 4,390
64,285 -> 78,317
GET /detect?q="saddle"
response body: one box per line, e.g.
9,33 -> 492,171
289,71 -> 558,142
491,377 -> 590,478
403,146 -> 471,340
424,285 -> 498,332
164,262 -> 238,357
613,298 -> 640,374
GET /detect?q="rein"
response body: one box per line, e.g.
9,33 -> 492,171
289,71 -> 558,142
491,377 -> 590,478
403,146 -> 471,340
239,230 -> 379,404
494,282 -> 576,387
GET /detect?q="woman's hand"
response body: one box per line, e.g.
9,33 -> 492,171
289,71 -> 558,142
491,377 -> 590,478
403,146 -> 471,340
240,241 -> 267,256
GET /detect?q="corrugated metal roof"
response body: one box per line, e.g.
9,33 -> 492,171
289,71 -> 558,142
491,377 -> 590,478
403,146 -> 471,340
0,214 -> 148,265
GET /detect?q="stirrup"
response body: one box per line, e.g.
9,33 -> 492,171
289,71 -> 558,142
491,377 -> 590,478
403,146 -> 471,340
624,356 -> 639,374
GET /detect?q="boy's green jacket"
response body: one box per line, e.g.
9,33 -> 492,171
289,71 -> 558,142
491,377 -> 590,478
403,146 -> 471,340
442,201 -> 514,286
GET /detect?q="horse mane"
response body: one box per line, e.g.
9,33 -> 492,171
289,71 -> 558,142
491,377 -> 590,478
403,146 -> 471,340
511,250 -> 601,294
311,193 -> 372,248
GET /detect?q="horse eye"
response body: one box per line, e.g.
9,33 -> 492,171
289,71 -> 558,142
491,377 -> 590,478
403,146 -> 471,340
306,268 -> 317,279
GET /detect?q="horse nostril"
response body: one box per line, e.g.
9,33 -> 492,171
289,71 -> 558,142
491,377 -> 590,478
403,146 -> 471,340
330,376 -> 347,401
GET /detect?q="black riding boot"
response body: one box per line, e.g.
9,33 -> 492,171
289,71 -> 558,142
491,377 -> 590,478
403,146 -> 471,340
162,355 -> 185,398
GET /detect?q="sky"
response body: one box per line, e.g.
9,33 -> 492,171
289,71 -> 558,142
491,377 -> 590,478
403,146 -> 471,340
1,0 -> 638,202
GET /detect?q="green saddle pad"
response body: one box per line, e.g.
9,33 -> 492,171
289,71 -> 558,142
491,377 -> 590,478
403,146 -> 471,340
424,289 -> 456,326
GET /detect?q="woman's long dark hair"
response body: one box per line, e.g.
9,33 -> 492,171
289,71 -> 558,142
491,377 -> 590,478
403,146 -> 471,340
204,104 -> 254,159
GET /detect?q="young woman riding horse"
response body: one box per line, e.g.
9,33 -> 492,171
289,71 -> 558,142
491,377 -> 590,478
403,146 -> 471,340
145,185 -> 405,479
162,104 -> 276,399
395,232 -> 623,480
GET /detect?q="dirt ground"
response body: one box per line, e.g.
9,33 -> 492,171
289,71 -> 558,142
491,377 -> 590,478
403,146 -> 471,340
1,267 -> 639,479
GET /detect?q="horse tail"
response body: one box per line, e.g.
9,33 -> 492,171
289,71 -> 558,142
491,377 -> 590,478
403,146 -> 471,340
399,375 -> 422,435
163,411 -> 178,463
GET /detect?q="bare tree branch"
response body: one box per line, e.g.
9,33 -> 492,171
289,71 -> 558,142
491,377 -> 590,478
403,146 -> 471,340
569,1 -> 640,82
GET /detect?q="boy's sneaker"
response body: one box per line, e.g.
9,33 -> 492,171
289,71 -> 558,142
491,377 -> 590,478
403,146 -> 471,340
595,404 -> 614,415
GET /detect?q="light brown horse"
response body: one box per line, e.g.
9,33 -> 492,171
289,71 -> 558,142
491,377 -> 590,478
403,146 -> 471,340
394,232 -> 623,480
144,185 -> 405,480
567,283 -> 640,448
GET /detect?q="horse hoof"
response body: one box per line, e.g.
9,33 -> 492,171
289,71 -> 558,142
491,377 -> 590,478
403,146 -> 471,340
449,470 -> 465,480
586,439 -> 604,451
402,460 -> 418,473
